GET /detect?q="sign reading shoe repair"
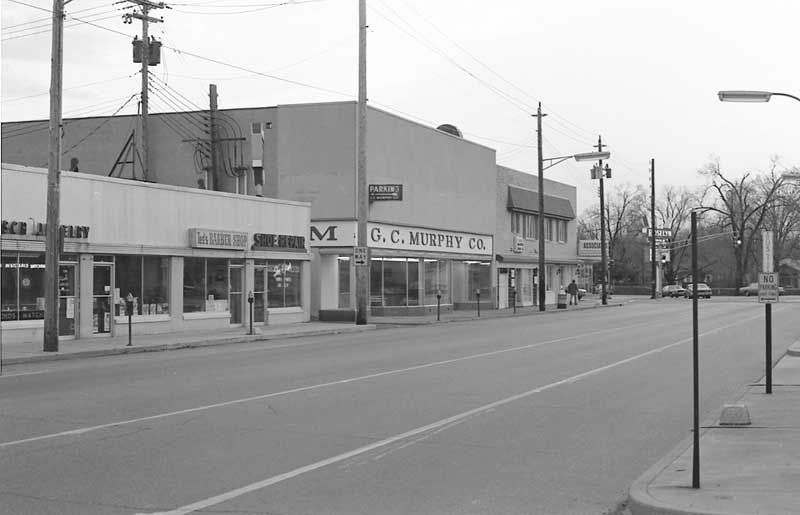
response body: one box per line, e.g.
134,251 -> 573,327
310,221 -> 492,256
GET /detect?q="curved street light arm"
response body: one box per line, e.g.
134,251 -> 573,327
771,92 -> 800,103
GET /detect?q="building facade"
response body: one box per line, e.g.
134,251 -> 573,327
2,100 -> 583,319
1,164 -> 311,345
495,166 -> 580,307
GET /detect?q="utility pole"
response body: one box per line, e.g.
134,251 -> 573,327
355,0 -> 368,325
124,0 -> 166,182
596,136 -> 608,306
535,103 -> 547,311
44,0 -> 65,352
208,84 -> 219,191
650,158 -> 657,299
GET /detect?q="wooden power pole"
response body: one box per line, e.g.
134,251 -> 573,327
355,0 -> 368,325
125,0 -> 166,182
44,0 -> 65,352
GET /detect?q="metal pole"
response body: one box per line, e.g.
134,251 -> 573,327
437,293 -> 441,321
126,297 -> 133,347
536,103 -> 547,311
44,0 -> 64,353
766,303 -> 772,394
512,287 -> 516,314
476,290 -> 481,317
691,210 -> 700,489
650,158 -> 657,299
598,137 -> 608,306
355,0 -> 369,325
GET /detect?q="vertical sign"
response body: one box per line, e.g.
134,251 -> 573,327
762,230 -> 774,272
353,246 -> 368,266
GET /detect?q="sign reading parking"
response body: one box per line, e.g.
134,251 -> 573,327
758,272 -> 779,303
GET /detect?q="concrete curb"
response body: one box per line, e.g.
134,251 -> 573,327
627,352 -> 794,515
2,325 -> 376,366
375,300 -> 625,326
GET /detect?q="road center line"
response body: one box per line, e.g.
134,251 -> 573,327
1,319 -> 656,449
137,311 -> 764,515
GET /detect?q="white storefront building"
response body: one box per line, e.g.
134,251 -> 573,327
1,164 -> 311,345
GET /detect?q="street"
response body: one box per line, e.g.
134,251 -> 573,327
1,298 -> 798,515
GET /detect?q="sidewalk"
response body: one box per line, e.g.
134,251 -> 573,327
629,339 -> 800,515
0,322 -> 376,366
1,295 -> 622,367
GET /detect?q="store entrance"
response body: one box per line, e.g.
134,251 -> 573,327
92,263 -> 113,336
58,264 -> 77,339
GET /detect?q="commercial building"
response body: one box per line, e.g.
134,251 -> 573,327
2,100 -> 583,323
1,163 -> 311,345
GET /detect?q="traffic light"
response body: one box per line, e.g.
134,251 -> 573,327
532,267 -> 538,277
733,230 -> 742,246
660,254 -> 667,265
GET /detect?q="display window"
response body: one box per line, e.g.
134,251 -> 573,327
1,252 -> 46,321
423,259 -> 450,305
461,260 -> 491,300
115,255 -> 170,316
267,260 -> 302,308
183,257 -> 229,313
370,257 -> 421,307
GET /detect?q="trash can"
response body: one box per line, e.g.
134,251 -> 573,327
557,292 -> 567,309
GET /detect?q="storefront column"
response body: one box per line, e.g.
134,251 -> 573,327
170,257 -> 183,331
301,260 -> 311,319
78,254 -> 93,339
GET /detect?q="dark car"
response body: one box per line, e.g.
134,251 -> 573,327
662,284 -> 686,298
684,283 -> 712,299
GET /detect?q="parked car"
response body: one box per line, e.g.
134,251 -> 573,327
739,282 -> 785,296
662,284 -> 686,298
684,283 -> 712,299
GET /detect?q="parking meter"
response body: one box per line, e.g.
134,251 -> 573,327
475,288 -> 481,317
436,290 -> 442,321
247,291 -> 254,335
125,293 -> 134,346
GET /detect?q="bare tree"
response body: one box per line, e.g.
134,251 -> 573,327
698,157 -> 786,290
654,185 -> 698,284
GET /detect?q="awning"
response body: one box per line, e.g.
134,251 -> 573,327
496,253 -> 537,264
507,186 -> 575,220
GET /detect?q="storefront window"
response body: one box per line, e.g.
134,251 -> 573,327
1,253 -> 46,321
383,258 -> 407,306
115,255 -> 169,315
467,261 -> 491,300
183,257 -> 229,313
267,260 -> 302,308
424,259 -> 450,305
337,256 -> 351,309
253,264 -> 266,322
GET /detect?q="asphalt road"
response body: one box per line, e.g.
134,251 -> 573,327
1,297 -> 798,515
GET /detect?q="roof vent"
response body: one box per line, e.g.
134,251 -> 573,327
436,123 -> 463,138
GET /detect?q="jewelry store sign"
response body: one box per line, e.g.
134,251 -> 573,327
189,229 -> 249,250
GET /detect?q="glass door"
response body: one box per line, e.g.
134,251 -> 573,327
229,265 -> 243,325
92,263 -> 113,336
58,264 -> 77,338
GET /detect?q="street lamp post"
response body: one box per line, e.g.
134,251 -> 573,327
535,103 -> 609,311
718,90 -> 800,103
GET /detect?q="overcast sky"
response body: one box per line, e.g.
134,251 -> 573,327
2,0 -> 798,212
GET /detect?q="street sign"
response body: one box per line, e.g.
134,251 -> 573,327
368,184 -> 403,201
762,231 -> 774,272
758,272 -> 779,303
353,246 -> 369,266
